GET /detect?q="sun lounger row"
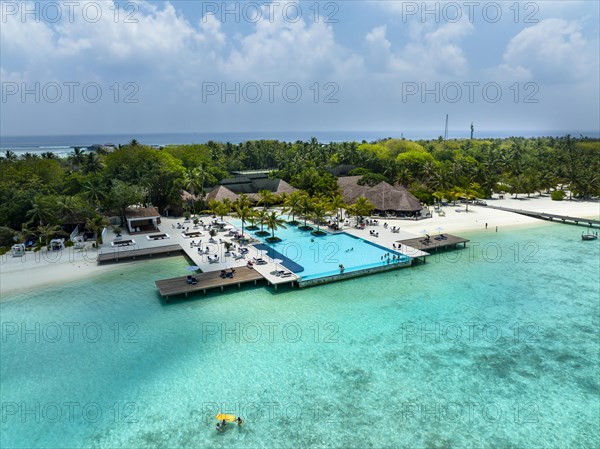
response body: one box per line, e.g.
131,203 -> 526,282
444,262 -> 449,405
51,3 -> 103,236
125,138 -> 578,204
271,270 -> 293,278
186,275 -> 198,285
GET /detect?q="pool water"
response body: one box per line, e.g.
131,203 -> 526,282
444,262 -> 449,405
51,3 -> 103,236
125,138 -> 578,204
230,219 -> 407,280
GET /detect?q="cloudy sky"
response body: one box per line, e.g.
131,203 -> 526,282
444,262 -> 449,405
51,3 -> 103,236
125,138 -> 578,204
1,0 -> 599,137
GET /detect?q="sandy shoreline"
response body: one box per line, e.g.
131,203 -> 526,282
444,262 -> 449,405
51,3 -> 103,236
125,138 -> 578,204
2,194 -> 598,297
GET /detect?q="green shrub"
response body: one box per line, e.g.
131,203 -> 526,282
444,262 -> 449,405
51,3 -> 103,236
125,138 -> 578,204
551,190 -> 566,201
0,227 -> 16,247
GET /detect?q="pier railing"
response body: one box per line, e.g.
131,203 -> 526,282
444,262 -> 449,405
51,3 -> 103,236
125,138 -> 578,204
478,205 -> 600,228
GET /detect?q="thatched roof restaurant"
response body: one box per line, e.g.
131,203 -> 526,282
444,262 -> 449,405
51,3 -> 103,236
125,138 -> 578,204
337,176 -> 423,213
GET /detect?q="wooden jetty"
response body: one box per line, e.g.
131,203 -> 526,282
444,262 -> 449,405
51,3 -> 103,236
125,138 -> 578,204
399,234 -> 469,256
480,205 -> 600,228
97,244 -> 182,262
156,266 -> 266,300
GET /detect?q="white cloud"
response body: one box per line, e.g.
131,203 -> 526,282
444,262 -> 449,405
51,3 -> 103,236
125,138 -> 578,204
363,19 -> 474,80
497,18 -> 597,83
218,9 -> 360,82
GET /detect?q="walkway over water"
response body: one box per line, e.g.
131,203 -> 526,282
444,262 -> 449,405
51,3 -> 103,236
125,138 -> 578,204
98,244 -> 182,262
479,205 -> 600,228
399,234 -> 469,255
156,266 -> 270,300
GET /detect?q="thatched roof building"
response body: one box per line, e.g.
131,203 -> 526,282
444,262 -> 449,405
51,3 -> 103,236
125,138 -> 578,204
337,176 -> 423,213
215,173 -> 297,201
205,185 -> 239,203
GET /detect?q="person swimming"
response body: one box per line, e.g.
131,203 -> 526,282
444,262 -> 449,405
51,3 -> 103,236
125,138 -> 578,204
237,417 -> 243,426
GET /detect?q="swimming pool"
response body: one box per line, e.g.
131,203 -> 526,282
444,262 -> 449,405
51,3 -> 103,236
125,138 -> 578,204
230,219 -> 409,280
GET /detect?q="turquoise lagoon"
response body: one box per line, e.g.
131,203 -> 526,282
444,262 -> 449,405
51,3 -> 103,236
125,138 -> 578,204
1,223 -> 599,448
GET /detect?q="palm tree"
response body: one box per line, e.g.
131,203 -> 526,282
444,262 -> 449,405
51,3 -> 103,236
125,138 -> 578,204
35,224 -> 67,247
257,189 -> 276,210
182,168 -> 203,212
265,211 -> 287,242
283,190 -> 303,225
246,212 -> 260,230
233,204 -> 253,237
311,200 -> 329,235
26,196 -> 57,226
447,186 -> 464,205
222,198 -> 233,212
255,209 -> 270,236
213,202 -> 230,220
207,200 -> 221,216
85,215 -> 110,245
277,192 -> 289,208
298,193 -> 314,230
3,150 -> 17,161
69,148 -> 86,170
193,163 -> 213,208
84,152 -> 103,174
327,194 -> 345,222
81,178 -> 107,208
235,193 -> 253,209
351,196 -> 375,224
130,139 -> 139,147
56,196 -> 78,223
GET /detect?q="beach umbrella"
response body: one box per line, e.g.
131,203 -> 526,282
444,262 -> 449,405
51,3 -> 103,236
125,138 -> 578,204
435,226 -> 444,234
420,229 -> 428,235
272,258 -> 283,271
186,265 -> 200,271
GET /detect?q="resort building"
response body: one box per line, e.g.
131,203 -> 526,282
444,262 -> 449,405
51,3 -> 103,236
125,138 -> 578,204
208,171 -> 297,202
337,176 -> 423,217
204,185 -> 240,203
124,207 -> 161,234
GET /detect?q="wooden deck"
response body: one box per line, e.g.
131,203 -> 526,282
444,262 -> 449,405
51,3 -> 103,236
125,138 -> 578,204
156,266 -> 265,299
480,205 -> 600,228
399,234 -> 469,255
98,244 -> 182,262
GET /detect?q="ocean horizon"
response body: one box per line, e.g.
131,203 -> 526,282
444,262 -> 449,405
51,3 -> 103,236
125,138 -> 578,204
1,130 -> 599,157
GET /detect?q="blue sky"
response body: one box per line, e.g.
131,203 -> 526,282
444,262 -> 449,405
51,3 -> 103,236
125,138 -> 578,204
1,1 -> 599,137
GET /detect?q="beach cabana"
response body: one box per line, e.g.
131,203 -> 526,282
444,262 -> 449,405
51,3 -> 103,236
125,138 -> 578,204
49,239 -> 65,251
124,207 -> 161,234
11,244 -> 26,257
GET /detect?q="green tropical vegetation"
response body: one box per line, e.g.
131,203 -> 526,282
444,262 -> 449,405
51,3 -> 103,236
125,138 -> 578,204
1,136 -> 598,252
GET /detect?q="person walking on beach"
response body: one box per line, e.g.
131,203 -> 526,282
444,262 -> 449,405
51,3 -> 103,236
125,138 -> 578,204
495,226 -> 498,232
485,223 -> 488,229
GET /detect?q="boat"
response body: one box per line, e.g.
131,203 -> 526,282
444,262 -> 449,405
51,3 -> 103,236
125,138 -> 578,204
581,232 -> 598,241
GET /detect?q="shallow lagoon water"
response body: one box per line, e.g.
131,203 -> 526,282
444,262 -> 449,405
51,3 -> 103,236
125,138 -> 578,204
1,223 -> 599,448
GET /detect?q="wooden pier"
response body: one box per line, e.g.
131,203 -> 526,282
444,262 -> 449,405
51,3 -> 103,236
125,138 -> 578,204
155,266 -> 266,300
97,244 -> 183,262
399,234 -> 469,255
480,205 -> 600,228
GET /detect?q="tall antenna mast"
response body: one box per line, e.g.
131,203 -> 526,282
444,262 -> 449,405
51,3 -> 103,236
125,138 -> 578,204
444,114 -> 449,140
470,122 -> 474,140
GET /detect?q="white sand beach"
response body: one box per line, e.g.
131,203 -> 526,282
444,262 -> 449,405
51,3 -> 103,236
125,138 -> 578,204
2,194 -> 598,297
395,194 -> 600,236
